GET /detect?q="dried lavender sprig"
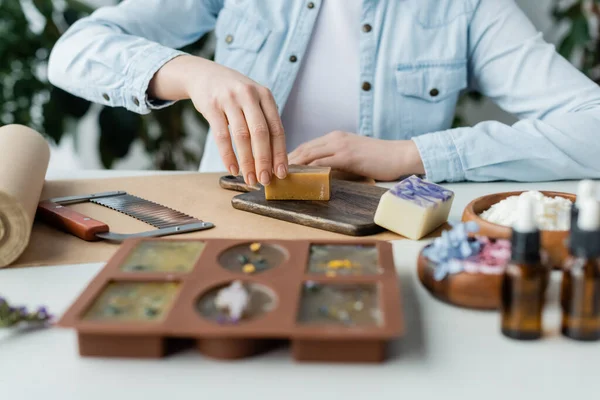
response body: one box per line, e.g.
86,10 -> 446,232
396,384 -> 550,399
0,296 -> 53,328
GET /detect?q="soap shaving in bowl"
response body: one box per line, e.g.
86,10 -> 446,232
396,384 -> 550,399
479,191 -> 572,231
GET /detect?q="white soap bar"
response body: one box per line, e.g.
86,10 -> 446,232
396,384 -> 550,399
374,175 -> 454,240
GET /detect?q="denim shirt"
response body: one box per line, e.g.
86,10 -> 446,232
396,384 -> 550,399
48,0 -> 600,182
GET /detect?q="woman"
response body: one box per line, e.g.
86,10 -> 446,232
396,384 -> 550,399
48,0 -> 600,186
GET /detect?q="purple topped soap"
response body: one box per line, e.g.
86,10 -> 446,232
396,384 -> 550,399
390,175 -> 454,208
374,176 -> 455,240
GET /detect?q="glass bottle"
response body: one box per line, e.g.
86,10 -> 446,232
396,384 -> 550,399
501,195 -> 549,340
561,198 -> 600,341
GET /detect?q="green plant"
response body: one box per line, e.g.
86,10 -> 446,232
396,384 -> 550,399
553,0 -> 600,81
0,0 -> 213,170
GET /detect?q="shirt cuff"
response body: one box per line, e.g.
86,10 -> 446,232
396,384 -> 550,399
411,129 -> 466,183
125,45 -> 188,114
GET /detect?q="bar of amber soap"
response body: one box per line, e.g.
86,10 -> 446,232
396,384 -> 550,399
265,165 -> 331,200
374,175 -> 454,239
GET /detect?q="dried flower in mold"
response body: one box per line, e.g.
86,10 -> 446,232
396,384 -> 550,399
214,281 -> 250,322
249,243 -> 261,252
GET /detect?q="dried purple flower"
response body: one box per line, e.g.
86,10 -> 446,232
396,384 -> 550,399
0,296 -> 53,329
36,307 -> 50,319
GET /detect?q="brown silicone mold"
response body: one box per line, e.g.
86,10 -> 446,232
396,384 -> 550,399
417,246 -> 502,310
462,191 -> 575,269
58,238 -> 403,363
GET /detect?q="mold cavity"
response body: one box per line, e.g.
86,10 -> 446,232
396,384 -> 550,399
120,241 -> 205,273
218,242 -> 287,275
197,281 -> 277,324
83,282 -> 180,323
307,244 -> 381,276
297,282 -> 382,327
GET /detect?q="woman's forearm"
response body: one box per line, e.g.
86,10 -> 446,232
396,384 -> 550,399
47,0 -> 220,114
148,55 -> 204,101
392,140 -> 425,178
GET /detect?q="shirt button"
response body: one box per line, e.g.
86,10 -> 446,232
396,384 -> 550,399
362,81 -> 372,91
225,34 -> 234,44
102,93 -> 110,101
133,97 -> 140,106
307,2 -> 315,8
362,24 -> 372,33
289,55 -> 298,63
430,88 -> 440,97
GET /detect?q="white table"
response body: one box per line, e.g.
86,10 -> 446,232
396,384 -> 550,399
0,170 -> 597,400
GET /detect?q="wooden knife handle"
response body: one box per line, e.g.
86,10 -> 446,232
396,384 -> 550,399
36,200 -> 109,241
219,175 -> 262,193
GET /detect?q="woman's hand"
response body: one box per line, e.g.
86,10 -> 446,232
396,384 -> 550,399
149,55 -> 288,186
288,131 -> 425,181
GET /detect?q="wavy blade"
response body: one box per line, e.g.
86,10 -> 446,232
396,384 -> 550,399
90,194 -> 201,229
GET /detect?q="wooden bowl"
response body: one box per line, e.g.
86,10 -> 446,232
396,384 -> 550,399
462,191 -> 575,269
417,246 -> 502,310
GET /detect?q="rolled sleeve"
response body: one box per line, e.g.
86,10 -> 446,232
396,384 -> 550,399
411,129 -> 466,183
125,45 -> 187,114
47,0 -> 222,115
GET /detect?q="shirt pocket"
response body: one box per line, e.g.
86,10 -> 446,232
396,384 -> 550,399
394,60 -> 468,137
214,7 -> 271,75
416,0 -> 473,28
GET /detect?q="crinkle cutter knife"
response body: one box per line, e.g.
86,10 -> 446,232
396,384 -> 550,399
37,191 -> 214,242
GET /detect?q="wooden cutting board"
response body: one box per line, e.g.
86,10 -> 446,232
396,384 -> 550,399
219,175 -> 389,236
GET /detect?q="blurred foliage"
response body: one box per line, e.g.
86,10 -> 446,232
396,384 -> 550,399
553,0 -> 600,82
0,0 -> 213,170
452,92 -> 482,128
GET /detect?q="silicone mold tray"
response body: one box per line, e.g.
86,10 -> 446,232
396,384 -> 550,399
58,238 -> 404,363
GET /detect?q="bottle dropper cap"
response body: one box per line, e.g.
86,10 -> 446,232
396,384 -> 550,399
569,180 -> 597,250
571,198 -> 600,258
578,198 -> 600,231
513,194 -> 537,233
576,180 -> 597,205
511,195 -> 541,263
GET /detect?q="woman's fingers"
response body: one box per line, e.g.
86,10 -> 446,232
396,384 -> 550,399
200,79 -> 287,185
259,87 -> 288,179
184,59 -> 289,180
241,92 -> 273,185
224,104 -> 256,185
288,137 -> 334,165
204,107 -> 238,176
308,156 -> 342,169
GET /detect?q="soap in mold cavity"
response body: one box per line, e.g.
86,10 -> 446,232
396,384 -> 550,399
374,175 -> 454,240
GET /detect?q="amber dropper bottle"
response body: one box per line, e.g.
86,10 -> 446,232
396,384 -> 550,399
561,198 -> 600,341
500,196 -> 549,340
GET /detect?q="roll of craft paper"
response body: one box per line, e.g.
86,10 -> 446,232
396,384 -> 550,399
0,125 -> 50,268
